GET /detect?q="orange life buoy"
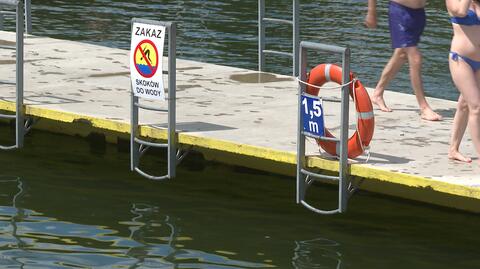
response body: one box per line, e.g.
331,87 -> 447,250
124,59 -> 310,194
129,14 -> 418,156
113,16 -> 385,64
306,63 -> 374,159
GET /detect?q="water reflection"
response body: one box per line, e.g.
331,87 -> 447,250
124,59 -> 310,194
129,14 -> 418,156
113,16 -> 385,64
125,203 -> 180,268
0,178 -> 272,268
0,176 -> 27,268
292,238 -> 343,269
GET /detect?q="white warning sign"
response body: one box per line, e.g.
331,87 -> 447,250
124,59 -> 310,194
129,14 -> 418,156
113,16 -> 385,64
130,22 -> 166,100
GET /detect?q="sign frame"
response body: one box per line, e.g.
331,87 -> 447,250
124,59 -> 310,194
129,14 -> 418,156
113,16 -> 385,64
130,19 -> 167,100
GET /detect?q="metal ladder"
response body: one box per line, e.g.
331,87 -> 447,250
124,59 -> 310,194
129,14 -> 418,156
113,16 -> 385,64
130,19 -> 188,181
296,41 -> 352,214
258,0 -> 300,76
0,0 -> 30,150
0,0 -> 32,34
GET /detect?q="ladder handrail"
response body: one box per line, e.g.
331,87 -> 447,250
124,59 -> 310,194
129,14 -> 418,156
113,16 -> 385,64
258,0 -> 299,77
296,41 -> 351,214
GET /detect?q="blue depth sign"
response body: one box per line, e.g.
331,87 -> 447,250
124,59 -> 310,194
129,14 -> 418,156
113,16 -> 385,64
301,94 -> 325,138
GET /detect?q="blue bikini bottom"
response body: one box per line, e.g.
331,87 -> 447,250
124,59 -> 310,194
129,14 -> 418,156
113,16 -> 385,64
450,52 -> 480,71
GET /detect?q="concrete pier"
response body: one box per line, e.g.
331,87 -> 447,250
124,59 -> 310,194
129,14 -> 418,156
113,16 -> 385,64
1,31 -> 479,212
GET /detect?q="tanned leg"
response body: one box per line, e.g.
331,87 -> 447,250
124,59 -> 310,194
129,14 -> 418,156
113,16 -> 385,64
404,46 -> 443,121
449,57 -> 480,164
448,94 -> 472,162
372,48 -> 407,112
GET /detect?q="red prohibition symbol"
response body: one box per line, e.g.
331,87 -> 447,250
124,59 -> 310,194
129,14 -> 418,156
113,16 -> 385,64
133,39 -> 159,78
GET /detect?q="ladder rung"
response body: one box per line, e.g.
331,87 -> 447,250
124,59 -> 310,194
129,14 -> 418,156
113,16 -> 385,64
300,200 -> 340,215
0,80 -> 15,85
134,137 -> 168,148
134,102 -> 168,112
323,97 -> 342,103
134,167 -> 169,181
0,11 -> 16,15
263,17 -> 293,25
301,169 -> 339,181
0,45 -> 16,50
263,50 -> 293,57
0,144 -> 17,150
317,136 -> 340,143
0,113 -> 15,119
302,131 -> 341,141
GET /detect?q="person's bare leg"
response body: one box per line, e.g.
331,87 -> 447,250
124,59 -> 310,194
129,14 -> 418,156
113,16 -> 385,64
448,94 -> 472,162
404,47 -> 443,121
450,58 -> 480,164
372,48 -> 407,112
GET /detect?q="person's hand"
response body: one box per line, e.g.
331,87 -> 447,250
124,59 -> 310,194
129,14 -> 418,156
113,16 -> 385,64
365,12 -> 377,28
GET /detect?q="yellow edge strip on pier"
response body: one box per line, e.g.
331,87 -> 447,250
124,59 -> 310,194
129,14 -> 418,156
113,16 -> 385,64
1,100 -> 479,201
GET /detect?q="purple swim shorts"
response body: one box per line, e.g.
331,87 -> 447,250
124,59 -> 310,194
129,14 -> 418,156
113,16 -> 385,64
388,1 -> 426,48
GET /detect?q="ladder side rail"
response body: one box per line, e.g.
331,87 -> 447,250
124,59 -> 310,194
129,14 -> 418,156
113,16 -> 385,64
339,48 -> 351,213
296,43 -> 308,204
24,0 -> 31,34
130,92 -> 139,171
167,22 -> 177,179
293,0 -> 299,77
258,0 -> 265,72
15,0 -> 24,148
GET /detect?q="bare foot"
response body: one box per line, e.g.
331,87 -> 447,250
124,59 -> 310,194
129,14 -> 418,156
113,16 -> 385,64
372,91 -> 393,112
420,108 -> 443,121
448,150 -> 472,163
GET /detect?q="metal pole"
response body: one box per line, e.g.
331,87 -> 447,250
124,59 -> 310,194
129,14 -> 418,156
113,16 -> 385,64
167,23 -> 177,179
339,47 -> 351,213
293,0 -> 300,77
130,92 -> 139,171
258,0 -> 265,72
15,1 -> 24,148
24,0 -> 31,34
296,45 -> 307,204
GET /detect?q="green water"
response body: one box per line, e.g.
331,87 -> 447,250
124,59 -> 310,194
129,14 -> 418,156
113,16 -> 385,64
1,0 -> 459,100
0,126 -> 479,268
